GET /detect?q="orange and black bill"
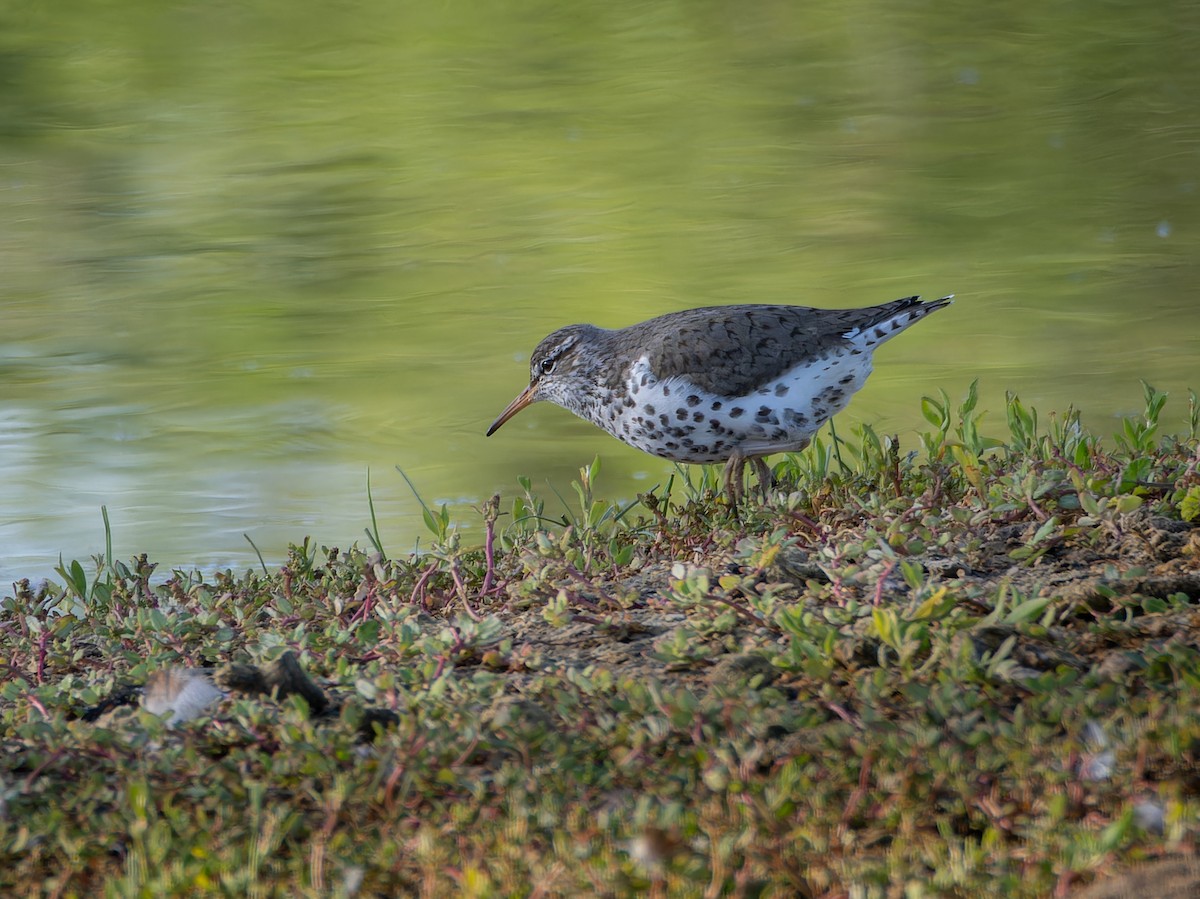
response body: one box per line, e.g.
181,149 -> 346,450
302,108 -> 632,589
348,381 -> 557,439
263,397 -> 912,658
486,384 -> 538,436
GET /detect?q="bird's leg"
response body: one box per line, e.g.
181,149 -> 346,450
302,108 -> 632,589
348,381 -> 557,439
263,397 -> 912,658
722,450 -> 748,510
751,456 -> 773,502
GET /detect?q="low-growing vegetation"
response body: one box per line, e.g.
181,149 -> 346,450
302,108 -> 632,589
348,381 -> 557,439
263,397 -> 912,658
2,382 -> 1199,897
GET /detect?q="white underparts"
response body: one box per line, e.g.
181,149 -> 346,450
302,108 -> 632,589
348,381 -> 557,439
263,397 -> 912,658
582,351 -> 874,464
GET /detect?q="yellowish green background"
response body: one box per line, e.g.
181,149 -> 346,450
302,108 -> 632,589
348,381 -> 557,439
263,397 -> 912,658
2,0 -> 1198,580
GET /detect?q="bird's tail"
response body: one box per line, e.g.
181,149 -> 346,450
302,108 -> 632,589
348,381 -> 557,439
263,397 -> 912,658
842,295 -> 953,348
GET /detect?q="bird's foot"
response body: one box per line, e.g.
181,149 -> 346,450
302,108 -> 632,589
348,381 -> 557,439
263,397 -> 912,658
751,457 -> 773,502
722,452 -> 747,512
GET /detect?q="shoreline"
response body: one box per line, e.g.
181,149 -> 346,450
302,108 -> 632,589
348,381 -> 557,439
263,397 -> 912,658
3,386 -> 1199,896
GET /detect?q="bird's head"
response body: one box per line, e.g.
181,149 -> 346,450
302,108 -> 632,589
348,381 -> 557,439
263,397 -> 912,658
486,325 -> 602,435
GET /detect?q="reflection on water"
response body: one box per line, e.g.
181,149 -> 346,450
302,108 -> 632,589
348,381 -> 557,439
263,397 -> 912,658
2,0 -> 1199,582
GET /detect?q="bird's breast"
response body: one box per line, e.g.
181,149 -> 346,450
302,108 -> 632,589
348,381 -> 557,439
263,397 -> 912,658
572,352 -> 875,463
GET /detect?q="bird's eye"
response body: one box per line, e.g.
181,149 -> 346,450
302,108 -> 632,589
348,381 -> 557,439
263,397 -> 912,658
539,357 -> 555,374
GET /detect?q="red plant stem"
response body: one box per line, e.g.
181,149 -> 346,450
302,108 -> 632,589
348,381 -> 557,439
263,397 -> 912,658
563,566 -> 619,610
22,748 -> 62,790
481,511 -> 496,597
36,630 -> 48,684
873,561 -> 896,606
409,562 -> 439,607
839,751 -> 874,828
28,694 -> 49,720
350,586 -> 375,625
448,562 -> 481,621
709,592 -> 762,625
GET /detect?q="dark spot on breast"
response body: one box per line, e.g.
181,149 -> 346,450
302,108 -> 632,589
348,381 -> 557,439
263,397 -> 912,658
659,414 -> 669,427
686,395 -> 700,407
693,412 -> 704,422
839,374 -> 854,385
663,385 -> 671,396
644,405 -> 656,415
665,441 -> 678,450
711,401 -> 722,411
730,407 -> 744,419
873,328 -> 885,339
774,384 -> 789,396
676,408 -> 687,420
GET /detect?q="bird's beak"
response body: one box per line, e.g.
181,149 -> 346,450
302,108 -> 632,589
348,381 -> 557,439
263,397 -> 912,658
486,383 -> 538,436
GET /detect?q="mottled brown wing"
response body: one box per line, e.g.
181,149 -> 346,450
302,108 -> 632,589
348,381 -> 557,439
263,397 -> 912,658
625,298 -> 926,397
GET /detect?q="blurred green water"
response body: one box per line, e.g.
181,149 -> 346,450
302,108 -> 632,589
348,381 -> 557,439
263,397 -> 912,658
1,0 -> 1198,581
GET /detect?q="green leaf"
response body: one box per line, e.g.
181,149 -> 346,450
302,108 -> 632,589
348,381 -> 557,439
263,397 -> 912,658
960,379 -> 980,415
421,507 -> 441,538
1118,457 -> 1153,493
950,445 -> 983,489
357,620 -> 380,643
612,544 -> 634,567
1004,596 -> 1051,625
1180,486 -> 1200,522
872,608 -> 899,650
1114,494 -> 1143,514
1030,516 -> 1059,546
911,588 -> 955,621
1098,807 -> 1134,853
587,500 -> 608,529
921,396 -> 946,428
69,560 -> 87,596
987,634 -> 1018,667
899,559 -> 925,591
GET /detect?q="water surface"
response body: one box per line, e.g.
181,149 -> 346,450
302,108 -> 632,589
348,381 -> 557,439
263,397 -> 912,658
2,0 -> 1199,582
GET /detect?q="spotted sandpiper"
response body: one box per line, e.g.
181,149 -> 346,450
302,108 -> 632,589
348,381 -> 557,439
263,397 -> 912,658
487,295 -> 952,503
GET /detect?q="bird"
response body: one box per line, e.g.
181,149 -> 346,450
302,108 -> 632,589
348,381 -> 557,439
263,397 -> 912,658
487,295 -> 952,504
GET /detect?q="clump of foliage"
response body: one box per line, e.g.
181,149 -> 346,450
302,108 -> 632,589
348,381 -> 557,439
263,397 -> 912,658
2,383 -> 1198,897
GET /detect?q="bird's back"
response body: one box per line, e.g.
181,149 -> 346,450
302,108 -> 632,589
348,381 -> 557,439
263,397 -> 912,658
610,296 -> 948,398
